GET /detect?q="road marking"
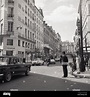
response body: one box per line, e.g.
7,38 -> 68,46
71,84 -> 73,87
10,89 -> 18,91
23,80 -> 25,83
86,81 -> 88,83
74,83 -> 76,85
65,80 -> 67,83
72,89 -> 80,91
44,80 -> 46,83
67,88 -> 69,90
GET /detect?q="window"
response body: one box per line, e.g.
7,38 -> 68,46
8,22 -> 13,32
22,7 -> 24,12
25,17 -> 27,25
33,33 -> 34,41
8,0 -> 14,3
18,40 -> 20,46
28,19 -> 29,27
28,43 -> 30,48
6,51 -> 13,56
8,7 -> 14,17
25,5 -> 27,14
0,39 -> 2,46
28,30 -> 29,39
1,24 -> 3,34
7,39 -> 13,46
25,28 -> 27,38
28,8 -> 29,16
30,32 -> 31,39
28,0 -> 30,5
25,42 -> 27,48
18,3 -> 21,9
22,41 -> 25,47
25,0 -> 27,3
0,51 -> 1,56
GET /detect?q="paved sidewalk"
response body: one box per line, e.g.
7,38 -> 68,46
31,66 -> 90,84
72,70 -> 90,78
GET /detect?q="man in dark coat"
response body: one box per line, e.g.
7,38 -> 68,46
62,51 -> 68,77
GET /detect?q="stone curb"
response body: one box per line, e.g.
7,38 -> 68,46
71,72 -> 90,78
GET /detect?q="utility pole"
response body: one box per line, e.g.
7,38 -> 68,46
79,0 -> 85,72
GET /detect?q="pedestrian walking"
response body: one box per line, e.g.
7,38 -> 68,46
76,54 -> 81,74
85,55 -> 89,71
72,55 -> 77,72
69,55 -> 77,75
61,51 -> 68,78
47,57 -> 50,66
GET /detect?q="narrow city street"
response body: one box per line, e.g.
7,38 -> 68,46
0,62 -> 90,91
0,0 -> 90,97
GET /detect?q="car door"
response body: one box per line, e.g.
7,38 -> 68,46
8,57 -> 24,75
17,63 -> 27,73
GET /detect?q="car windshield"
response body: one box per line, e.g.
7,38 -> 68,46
0,57 -> 9,65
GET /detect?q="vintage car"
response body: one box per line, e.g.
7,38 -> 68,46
49,58 -> 56,64
55,58 -> 60,62
0,56 -> 31,82
32,58 -> 44,66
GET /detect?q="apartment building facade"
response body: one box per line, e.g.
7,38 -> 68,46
0,0 -> 36,60
62,41 -> 74,54
80,0 -> 90,53
43,21 -> 62,57
34,6 -> 44,57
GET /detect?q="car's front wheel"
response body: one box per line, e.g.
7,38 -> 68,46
4,72 -> 12,82
25,68 -> 30,76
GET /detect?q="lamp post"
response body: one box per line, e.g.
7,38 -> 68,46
79,0 -> 85,72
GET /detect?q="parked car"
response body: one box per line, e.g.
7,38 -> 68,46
55,58 -> 60,62
32,58 -> 44,66
49,58 -> 56,64
32,59 -> 38,66
0,56 -> 31,82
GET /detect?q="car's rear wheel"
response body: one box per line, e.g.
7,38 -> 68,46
25,68 -> 30,76
4,72 -> 12,82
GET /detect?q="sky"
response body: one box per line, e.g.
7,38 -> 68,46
35,0 -> 80,42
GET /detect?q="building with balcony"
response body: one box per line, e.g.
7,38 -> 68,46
0,0 -> 36,61
62,41 -> 74,54
34,6 -> 44,57
79,0 -> 90,54
43,21 -> 62,57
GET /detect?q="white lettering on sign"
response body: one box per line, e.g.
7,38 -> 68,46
3,92 -> 11,96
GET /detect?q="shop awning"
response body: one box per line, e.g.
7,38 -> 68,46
43,44 -> 53,50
